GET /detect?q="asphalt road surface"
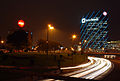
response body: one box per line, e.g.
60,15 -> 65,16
102,59 -> 120,81
0,58 -> 120,81
61,57 -> 112,80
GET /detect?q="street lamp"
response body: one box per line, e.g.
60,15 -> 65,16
72,34 -> 77,45
46,24 -> 54,55
1,40 -> 4,44
72,34 -> 77,40
48,24 -> 54,30
49,26 -> 54,30
48,24 -> 51,28
71,34 -> 77,51
71,34 -> 77,66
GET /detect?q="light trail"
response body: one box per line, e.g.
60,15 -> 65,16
62,57 -> 112,80
61,57 -> 94,70
63,57 -> 100,76
82,58 -> 112,79
70,58 -> 106,78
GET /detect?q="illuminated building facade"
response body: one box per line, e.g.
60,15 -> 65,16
107,41 -> 120,51
80,10 -> 110,51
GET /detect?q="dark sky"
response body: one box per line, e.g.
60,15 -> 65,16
0,0 -> 120,47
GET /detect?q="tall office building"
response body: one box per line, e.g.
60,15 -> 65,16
80,10 -> 110,51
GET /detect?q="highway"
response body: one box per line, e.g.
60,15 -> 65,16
61,57 -> 112,80
39,57 -> 113,81
0,56 -> 118,81
102,59 -> 120,81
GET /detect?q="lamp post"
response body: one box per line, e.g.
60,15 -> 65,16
71,34 -> 77,65
72,34 -> 77,50
46,24 -> 54,55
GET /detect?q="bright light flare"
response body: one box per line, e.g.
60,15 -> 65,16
48,24 -> 54,30
49,26 -> 54,30
72,34 -> 77,39
1,40 -> 4,44
48,24 -> 51,27
18,20 -> 25,27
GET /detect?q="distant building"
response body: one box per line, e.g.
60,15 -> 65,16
80,10 -> 110,52
107,41 -> 120,52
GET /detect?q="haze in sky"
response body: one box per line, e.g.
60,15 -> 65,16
0,0 -> 119,47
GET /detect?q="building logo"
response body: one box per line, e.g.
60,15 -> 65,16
81,17 -> 99,23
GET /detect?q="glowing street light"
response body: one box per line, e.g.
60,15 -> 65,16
48,24 -> 54,30
48,24 -> 51,27
72,34 -> 77,39
49,26 -> 54,30
1,40 -> 4,44
46,24 -> 55,55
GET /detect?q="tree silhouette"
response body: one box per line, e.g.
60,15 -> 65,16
6,29 -> 30,50
36,39 -> 62,51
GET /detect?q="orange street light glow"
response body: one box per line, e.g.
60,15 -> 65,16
1,40 -> 4,44
71,47 -> 74,51
72,34 -> 77,39
48,24 -> 51,27
49,26 -> 54,30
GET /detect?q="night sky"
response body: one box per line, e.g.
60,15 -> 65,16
0,0 -> 120,47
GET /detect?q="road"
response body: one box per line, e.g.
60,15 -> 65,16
61,57 -> 112,80
0,57 -> 120,81
102,59 -> 120,81
39,57 -> 113,81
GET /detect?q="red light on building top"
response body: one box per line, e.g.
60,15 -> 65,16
18,20 -> 25,27
103,11 -> 107,16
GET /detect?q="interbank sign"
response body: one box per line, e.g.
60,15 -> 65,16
81,17 -> 99,23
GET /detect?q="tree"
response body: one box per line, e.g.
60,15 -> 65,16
36,39 -> 62,51
6,29 -> 31,50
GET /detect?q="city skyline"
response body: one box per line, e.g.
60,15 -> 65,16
0,0 -> 120,47
0,1 -> 120,81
